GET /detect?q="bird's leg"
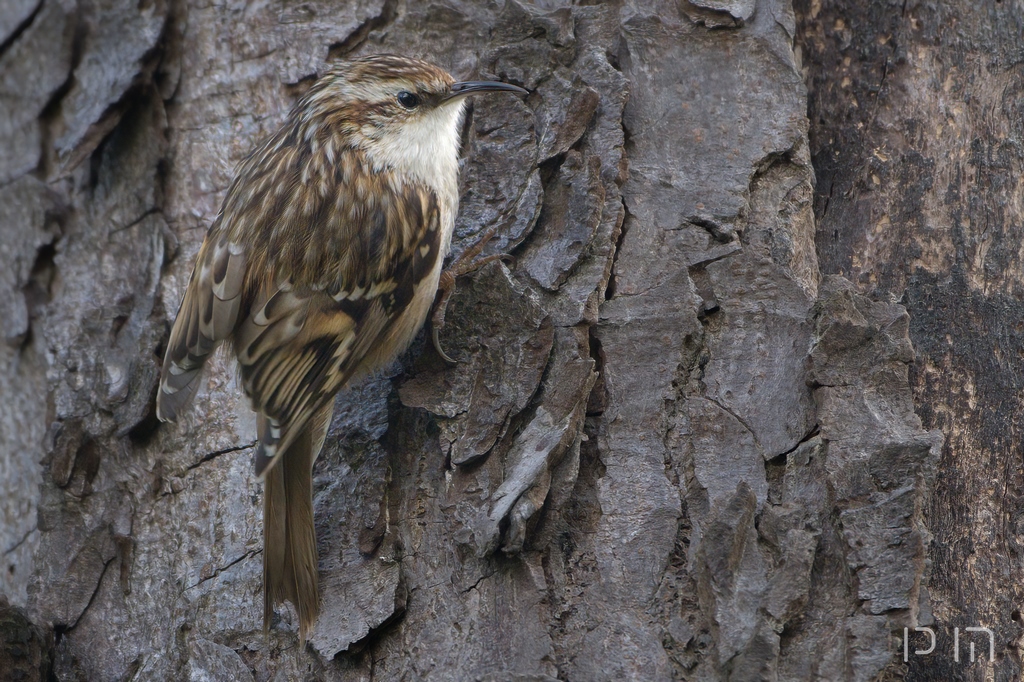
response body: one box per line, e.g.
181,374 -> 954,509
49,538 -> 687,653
431,222 -> 514,363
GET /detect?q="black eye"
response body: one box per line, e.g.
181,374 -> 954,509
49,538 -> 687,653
397,91 -> 420,109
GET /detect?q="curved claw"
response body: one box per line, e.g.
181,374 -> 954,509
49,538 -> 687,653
428,243 -> 512,366
432,324 -> 457,364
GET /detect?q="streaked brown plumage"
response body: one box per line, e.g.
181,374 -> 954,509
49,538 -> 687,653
156,54 -> 526,640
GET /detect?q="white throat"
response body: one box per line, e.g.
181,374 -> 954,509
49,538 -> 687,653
365,100 -> 466,204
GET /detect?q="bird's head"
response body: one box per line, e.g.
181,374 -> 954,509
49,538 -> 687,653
302,54 -> 527,191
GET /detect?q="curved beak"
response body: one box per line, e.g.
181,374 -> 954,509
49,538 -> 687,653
445,80 -> 529,101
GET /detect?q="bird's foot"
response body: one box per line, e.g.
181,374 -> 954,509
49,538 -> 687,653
431,225 -> 514,363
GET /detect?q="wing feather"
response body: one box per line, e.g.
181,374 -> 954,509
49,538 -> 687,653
157,232 -> 247,422
159,133 -> 445,479
237,178 -> 443,477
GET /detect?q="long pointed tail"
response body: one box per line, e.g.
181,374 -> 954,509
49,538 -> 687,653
261,402 -> 333,641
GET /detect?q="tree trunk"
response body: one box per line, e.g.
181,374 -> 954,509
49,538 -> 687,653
797,1 -> 1024,680
0,0 -> 1003,680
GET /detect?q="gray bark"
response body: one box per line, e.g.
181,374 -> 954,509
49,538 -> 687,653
0,0 -> 972,680
797,1 -> 1024,680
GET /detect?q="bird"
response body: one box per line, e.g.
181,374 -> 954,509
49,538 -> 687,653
155,54 -> 528,640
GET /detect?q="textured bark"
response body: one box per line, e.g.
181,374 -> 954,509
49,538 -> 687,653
0,0 -> 975,680
797,2 -> 1024,680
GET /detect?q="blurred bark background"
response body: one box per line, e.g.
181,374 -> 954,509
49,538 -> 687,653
0,0 -> 1018,680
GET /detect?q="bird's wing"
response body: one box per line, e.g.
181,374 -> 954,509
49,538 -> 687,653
231,167 -> 444,477
155,131 -> 282,422
157,122 -> 444,474
157,224 -> 246,422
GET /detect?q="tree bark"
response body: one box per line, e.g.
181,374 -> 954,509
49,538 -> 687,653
797,1 -> 1024,680
0,0 -> 992,680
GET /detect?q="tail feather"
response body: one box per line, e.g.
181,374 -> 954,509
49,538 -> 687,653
261,402 -> 333,641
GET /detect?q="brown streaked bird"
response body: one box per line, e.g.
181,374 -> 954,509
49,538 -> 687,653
156,54 -> 527,640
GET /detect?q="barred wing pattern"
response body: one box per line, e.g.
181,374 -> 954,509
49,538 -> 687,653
156,229 -> 246,422
157,126 -> 444,478
235,178 -> 443,476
